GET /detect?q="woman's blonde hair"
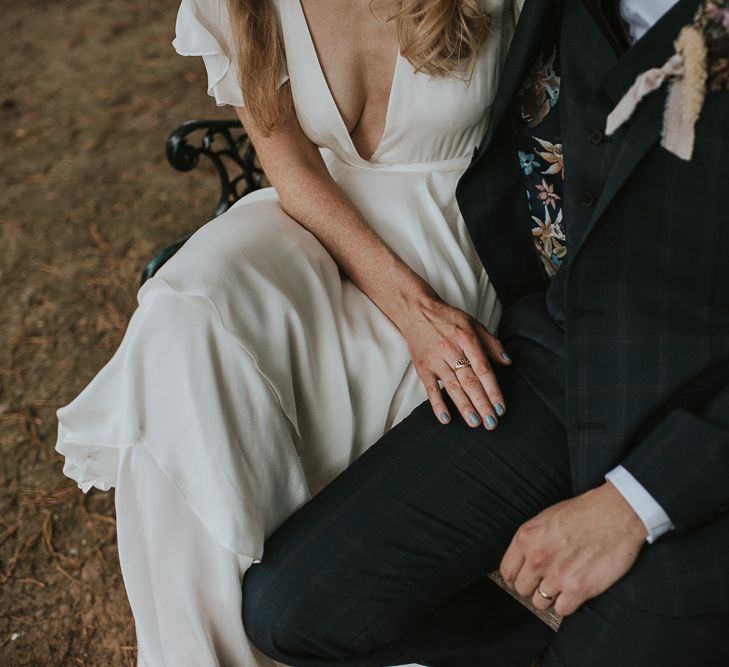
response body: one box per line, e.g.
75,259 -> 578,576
227,0 -> 491,134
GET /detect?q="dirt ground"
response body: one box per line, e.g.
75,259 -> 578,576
1,1 -> 232,664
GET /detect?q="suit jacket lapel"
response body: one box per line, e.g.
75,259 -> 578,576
581,0 -> 631,54
570,0 -> 699,258
455,0 -> 557,308
473,0 -> 557,162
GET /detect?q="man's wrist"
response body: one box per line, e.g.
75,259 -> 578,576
605,466 -> 674,544
598,481 -> 649,545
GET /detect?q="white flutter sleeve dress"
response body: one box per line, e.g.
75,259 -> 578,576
55,1 -> 518,665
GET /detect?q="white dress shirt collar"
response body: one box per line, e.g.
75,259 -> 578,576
620,0 -> 679,43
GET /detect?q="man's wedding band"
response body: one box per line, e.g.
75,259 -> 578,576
536,586 -> 554,601
453,357 -> 471,370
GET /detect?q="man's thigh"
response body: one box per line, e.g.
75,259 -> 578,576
545,590 -> 729,667
242,363 -> 571,664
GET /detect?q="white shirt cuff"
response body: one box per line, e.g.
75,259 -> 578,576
605,465 -> 675,544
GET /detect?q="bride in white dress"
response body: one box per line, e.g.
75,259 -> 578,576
56,0 -> 520,664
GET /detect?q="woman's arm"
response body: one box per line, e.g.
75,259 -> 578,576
237,97 -> 427,328
236,93 -> 511,429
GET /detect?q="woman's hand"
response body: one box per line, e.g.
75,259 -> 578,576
399,296 -> 512,429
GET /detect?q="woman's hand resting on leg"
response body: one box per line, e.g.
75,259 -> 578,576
398,293 -> 512,429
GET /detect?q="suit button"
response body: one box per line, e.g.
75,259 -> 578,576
472,145 -> 479,162
579,191 -> 596,207
588,128 -> 604,145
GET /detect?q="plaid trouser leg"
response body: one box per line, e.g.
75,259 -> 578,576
242,362 -> 569,666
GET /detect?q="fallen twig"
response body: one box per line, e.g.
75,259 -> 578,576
0,531 -> 41,584
16,577 -> 46,588
42,513 -> 81,568
0,522 -> 19,548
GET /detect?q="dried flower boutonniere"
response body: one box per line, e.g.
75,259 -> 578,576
605,0 -> 729,160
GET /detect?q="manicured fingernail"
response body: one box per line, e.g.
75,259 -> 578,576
495,403 -> 506,416
486,415 -> 497,429
501,352 -> 512,362
439,412 -> 450,423
468,412 -> 481,425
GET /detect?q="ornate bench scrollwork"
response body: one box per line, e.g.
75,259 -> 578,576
141,119 -> 265,284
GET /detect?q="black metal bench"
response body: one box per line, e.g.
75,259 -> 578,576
145,118 -> 562,635
140,119 -> 264,284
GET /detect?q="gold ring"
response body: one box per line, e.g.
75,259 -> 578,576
536,586 -> 554,601
454,357 -> 471,370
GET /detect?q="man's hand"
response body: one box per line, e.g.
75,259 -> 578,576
499,482 -> 648,616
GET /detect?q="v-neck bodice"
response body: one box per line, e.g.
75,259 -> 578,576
289,0 -> 401,163
173,0 -> 519,169
277,0 -> 514,169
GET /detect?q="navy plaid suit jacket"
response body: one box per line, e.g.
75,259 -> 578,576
456,0 -> 729,617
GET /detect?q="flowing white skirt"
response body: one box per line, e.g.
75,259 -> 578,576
56,161 -> 501,666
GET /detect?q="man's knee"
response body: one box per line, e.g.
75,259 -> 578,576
242,563 -> 371,664
242,564 -> 306,663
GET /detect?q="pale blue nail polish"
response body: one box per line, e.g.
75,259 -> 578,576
468,413 -> 481,425
495,403 -> 506,416
501,352 -> 512,363
486,415 -> 497,429
440,412 -> 450,423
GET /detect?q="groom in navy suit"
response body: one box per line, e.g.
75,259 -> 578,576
240,1 -> 729,664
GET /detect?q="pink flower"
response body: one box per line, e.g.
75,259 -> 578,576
535,179 -> 561,209
706,3 -> 729,30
